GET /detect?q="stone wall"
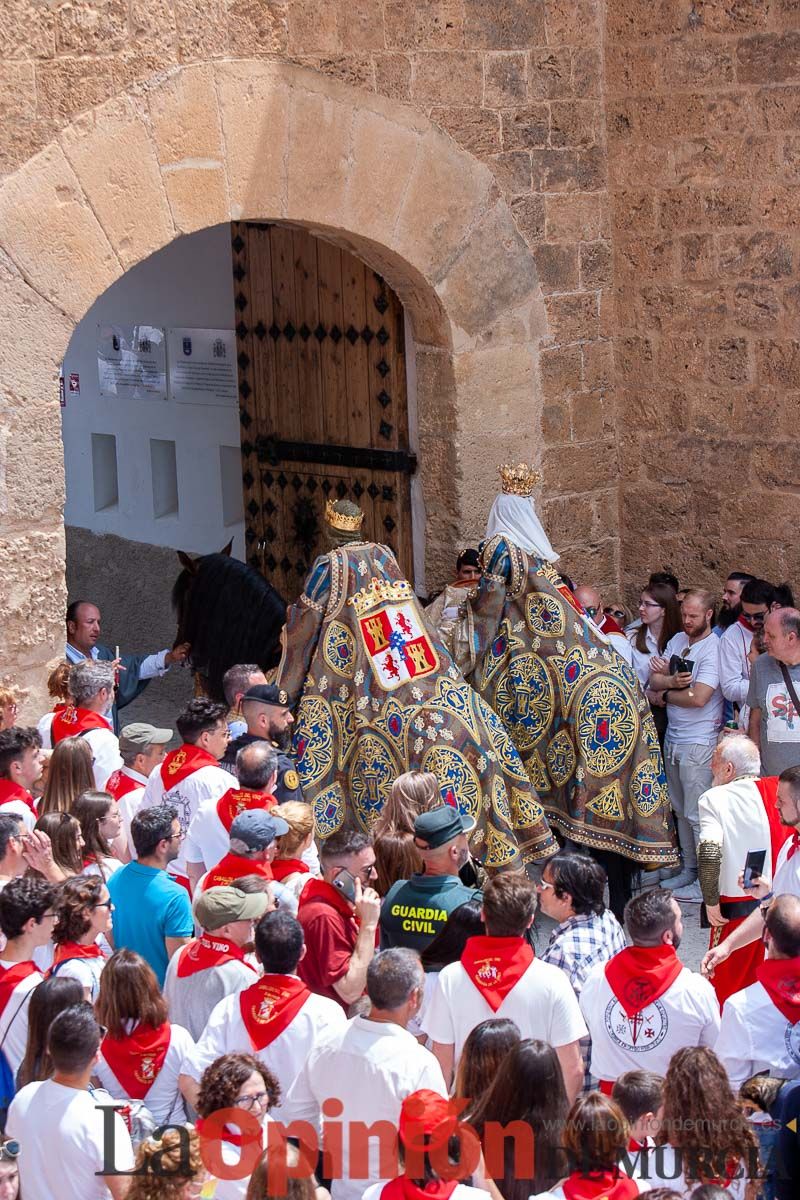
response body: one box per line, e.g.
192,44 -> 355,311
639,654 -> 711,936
605,0 -> 800,601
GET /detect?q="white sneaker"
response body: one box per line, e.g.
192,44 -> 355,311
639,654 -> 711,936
673,879 -> 703,903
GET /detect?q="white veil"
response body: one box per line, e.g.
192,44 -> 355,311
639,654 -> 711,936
485,493 -> 559,562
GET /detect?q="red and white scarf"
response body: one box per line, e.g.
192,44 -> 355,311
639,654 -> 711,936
216,788 -> 275,833
605,945 -> 682,1017
271,858 -> 310,883
201,853 -> 272,892
460,936 -> 534,1012
239,975 -> 310,1050
101,1022 -> 172,1100
160,744 -> 219,790
51,706 -> 110,744
381,1180 -> 458,1200
105,769 -> 143,802
757,956 -> 800,1024
175,933 -> 255,980
49,941 -> 104,974
0,961 -> 39,1018
562,1170 -> 639,1200
0,779 -> 37,821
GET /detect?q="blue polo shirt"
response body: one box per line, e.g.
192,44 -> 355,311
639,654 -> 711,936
108,862 -> 193,986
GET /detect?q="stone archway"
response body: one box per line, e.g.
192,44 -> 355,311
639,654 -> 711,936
0,59 -> 546,714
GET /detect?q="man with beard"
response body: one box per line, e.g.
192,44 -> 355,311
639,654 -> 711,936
719,578 -> 774,731
718,570 -> 755,633
222,684 -> 303,804
650,589 -> 724,901
379,807 -> 482,952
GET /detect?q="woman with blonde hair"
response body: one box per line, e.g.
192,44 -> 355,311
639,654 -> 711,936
372,770 -> 438,894
0,687 -> 19,733
126,1126 -> 207,1200
39,736 -> 94,815
271,801 -> 317,898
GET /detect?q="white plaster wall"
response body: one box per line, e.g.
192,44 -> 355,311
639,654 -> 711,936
62,223 -> 245,558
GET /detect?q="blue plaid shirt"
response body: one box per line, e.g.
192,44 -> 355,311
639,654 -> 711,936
541,908 -> 627,1089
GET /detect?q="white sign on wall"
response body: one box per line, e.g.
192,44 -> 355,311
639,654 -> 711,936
167,328 -> 238,407
97,324 -> 167,401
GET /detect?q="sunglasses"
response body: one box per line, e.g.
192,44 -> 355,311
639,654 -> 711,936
0,1141 -> 19,1161
584,606 -> 599,617
603,607 -> 626,620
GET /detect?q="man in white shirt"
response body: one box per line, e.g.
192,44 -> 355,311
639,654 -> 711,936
105,722 -> 172,854
715,893 -> 800,1091
0,876 -> 58,1078
8,1002 -> 133,1200
422,873 -> 586,1100
581,888 -> 719,1088
650,588 -> 724,900
165,883 -> 271,1040
286,948 -> 447,1200
140,697 -> 232,880
697,732 -> 788,1005
50,661 -> 122,790
181,909 -> 346,1121
719,579 -> 773,731
184,741 -> 279,887
703,763 -> 800,981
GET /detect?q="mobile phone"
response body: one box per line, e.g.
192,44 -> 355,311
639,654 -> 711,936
743,848 -> 767,889
669,654 -> 694,675
332,869 -> 357,905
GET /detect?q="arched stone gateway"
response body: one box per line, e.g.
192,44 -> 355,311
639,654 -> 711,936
0,59 -> 547,714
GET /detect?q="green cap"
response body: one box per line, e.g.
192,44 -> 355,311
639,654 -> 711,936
192,885 -> 269,931
413,805 -> 476,850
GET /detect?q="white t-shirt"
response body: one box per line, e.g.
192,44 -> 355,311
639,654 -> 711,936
37,711 -> 55,749
0,799 -> 35,833
663,631 -> 723,746
95,1021 -> 193,1125
697,777 -> 775,898
51,952 -> 106,1003
421,956 -> 587,1063
7,1079 -> 134,1200
579,960 -> 720,1082
715,975 -> 800,1089
0,961 -> 43,1078
83,727 -> 123,791
631,1144 -> 747,1200
719,621 -> 753,728
141,759 -> 232,875
184,793 -> 239,871
628,625 -> 659,691
771,834 -> 800,897
183,982 -> 347,1123
287,1015 -> 448,1200
114,768 -> 148,856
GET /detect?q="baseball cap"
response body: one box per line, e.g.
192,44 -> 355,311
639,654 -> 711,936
119,722 -> 173,753
242,684 -> 290,709
414,805 -> 476,850
193,885 -> 269,930
229,808 -> 289,853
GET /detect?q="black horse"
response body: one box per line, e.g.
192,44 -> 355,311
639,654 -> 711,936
172,543 -> 287,704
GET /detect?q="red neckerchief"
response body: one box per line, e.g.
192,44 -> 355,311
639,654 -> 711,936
299,877 -> 356,921
381,1179 -> 458,1200
738,614 -> 759,633
0,961 -> 39,1018
216,788 -> 275,833
160,744 -> 219,789
460,935 -> 534,1012
600,614 -> 623,635
757,956 -> 800,1024
175,933 -> 254,979
101,1022 -> 171,1100
50,941 -> 104,969
271,858 -> 310,882
786,831 -> 800,861
195,1115 -> 263,1150
0,779 -> 37,821
562,1170 -> 639,1200
754,777 -> 793,871
605,945 -> 682,1017
200,852 -> 272,892
105,769 -> 142,801
239,974 -> 310,1050
51,706 -> 110,744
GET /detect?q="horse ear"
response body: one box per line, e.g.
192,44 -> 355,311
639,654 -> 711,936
177,550 -> 198,574
220,539 -> 234,557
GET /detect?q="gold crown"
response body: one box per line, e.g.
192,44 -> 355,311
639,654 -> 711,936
348,576 -> 415,617
499,462 -> 541,496
325,499 -> 364,533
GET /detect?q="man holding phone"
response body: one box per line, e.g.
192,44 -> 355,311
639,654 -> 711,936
297,827 -> 380,1011
649,589 -> 724,902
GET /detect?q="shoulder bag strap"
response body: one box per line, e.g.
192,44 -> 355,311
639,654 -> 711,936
779,662 -> 800,719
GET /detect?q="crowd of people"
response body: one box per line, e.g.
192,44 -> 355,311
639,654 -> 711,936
0,553 -> 798,1200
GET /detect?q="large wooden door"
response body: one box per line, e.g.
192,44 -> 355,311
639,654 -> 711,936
232,222 -> 415,599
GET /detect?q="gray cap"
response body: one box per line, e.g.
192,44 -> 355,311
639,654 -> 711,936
229,808 -> 289,853
119,722 -> 173,753
193,885 -> 269,930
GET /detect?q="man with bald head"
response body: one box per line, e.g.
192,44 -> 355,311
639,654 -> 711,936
575,583 -> 633,666
747,608 -> 800,777
715,893 -> 800,1088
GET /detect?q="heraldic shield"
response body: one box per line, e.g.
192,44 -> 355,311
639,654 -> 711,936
468,536 -> 678,867
276,542 -> 557,874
